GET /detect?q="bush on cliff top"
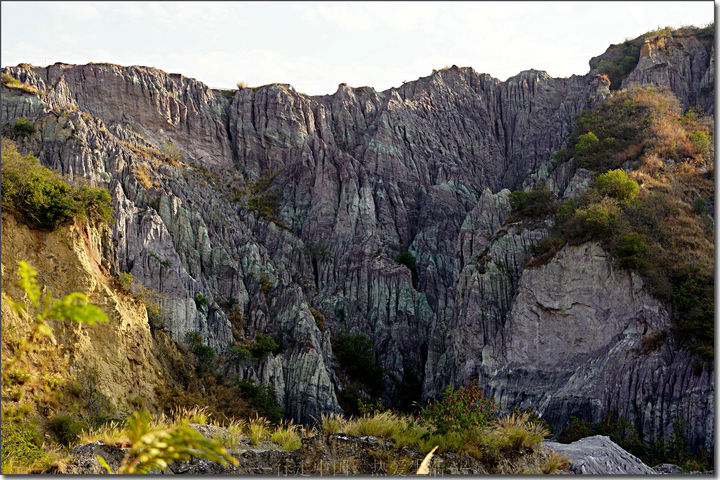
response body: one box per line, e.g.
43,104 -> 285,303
1,139 -> 113,229
530,88 -> 714,361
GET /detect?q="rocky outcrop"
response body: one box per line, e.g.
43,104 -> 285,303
458,242 -> 713,451
543,435 -> 656,475
0,26 -> 713,445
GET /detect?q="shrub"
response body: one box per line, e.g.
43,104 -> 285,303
251,334 -> 280,358
236,81 -> 249,89
116,272 -> 133,293
1,421 -> 45,467
192,344 -> 216,374
574,131 -> 600,160
13,117 -> 35,137
543,451 -> 571,474
49,414 -> 84,446
394,251 -> 417,284
270,422 -> 302,451
577,199 -> 620,238
236,379 -> 284,423
194,293 -> 208,309
614,232 -> 651,270
594,169 -> 639,202
421,382 -> 499,434
149,251 -> 172,268
490,412 -> 549,451
229,344 -> 252,365
333,333 -> 384,397
185,331 -> 203,346
1,139 -> 114,229
508,188 -> 556,219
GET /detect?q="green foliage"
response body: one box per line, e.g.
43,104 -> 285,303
229,344 -> 252,365
192,344 -> 216,374
421,382 -> 500,434
2,139 -> 114,229
240,169 -> 287,227
530,90 -> 714,361
98,410 -> 238,474
194,293 -> 208,309
13,117 -> 35,137
614,232 -> 652,271
1,420 -> 44,467
594,169 -> 639,202
577,198 -> 620,238
116,272 -> 133,292
236,379 -> 284,423
688,130 -> 711,156
1,73 -> 38,94
149,251 -> 172,268
394,251 -> 418,285
333,333 -> 384,397
573,131 -> 600,160
590,36 -> 642,90
508,188 -> 556,219
49,414 -> 83,446
250,333 -> 280,358
184,331 -> 202,346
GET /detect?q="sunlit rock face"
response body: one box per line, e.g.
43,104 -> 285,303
0,28 -> 712,449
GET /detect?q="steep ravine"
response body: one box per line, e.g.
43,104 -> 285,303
1,27 -> 713,453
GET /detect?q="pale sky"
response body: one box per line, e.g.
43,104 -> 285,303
1,1 -> 714,96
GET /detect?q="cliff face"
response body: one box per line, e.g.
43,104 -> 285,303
0,27 -> 713,449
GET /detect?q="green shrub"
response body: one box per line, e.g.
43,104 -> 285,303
574,131 -> 600,160
194,293 -> 208,309
149,251 -> 172,268
594,169 -> 639,202
688,130 -> 711,156
1,139 -> 113,229
236,379 -> 284,423
394,251 -> 417,284
577,199 -> 620,238
614,232 -> 651,270
184,331 -> 202,346
229,344 -> 252,365
421,382 -> 499,434
508,188 -> 556,219
12,117 -> 35,137
116,272 -> 133,293
49,414 -> 84,446
192,344 -> 216,374
251,334 -> 280,358
1,421 -> 44,466
333,333 -> 384,397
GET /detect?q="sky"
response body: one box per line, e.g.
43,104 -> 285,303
1,1 -> 714,96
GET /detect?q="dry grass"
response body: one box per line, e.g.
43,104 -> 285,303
320,413 -> 347,435
491,412 -> 549,452
247,415 -> 272,445
270,421 -> 303,451
542,450 -> 571,474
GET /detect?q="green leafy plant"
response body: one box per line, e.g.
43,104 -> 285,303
12,117 -> 35,137
250,334 -> 279,358
194,293 -> 208,309
2,139 -> 113,229
421,382 -> 499,434
594,169 -> 639,203
149,251 -> 172,268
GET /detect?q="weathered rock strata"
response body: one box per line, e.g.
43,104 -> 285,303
1,28 -> 713,448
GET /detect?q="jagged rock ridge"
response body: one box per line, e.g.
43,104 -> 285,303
0,27 -> 713,453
